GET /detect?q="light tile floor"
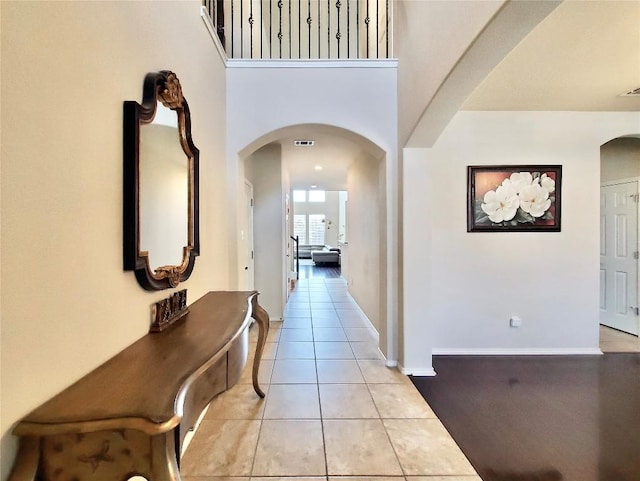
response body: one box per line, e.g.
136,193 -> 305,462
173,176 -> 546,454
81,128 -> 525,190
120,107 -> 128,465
600,324 -> 640,352
181,277 -> 480,481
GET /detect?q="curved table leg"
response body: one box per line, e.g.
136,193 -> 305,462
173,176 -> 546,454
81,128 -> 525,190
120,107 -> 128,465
251,295 -> 270,398
151,433 -> 181,481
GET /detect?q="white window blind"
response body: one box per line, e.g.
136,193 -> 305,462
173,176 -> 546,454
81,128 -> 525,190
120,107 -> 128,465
293,214 -> 307,244
308,214 -> 325,245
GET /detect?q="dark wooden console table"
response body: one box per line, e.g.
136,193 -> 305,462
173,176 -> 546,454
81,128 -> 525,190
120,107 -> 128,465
8,291 -> 269,481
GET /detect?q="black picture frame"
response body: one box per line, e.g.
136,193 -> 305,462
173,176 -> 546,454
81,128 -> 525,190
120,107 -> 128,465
467,165 -> 562,232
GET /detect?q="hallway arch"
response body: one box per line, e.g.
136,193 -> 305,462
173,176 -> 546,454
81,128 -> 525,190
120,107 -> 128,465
233,123 -> 397,364
599,134 -> 640,338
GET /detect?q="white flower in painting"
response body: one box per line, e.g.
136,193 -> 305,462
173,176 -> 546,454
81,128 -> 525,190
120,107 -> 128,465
540,173 -> 556,193
519,183 -> 551,218
505,172 -> 533,194
481,184 -> 519,223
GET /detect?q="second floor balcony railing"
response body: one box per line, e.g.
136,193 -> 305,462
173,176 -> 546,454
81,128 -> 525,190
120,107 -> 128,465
203,0 -> 392,60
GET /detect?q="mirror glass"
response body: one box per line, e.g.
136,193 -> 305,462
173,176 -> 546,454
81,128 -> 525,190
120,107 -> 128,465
123,71 -> 200,291
139,102 -> 189,269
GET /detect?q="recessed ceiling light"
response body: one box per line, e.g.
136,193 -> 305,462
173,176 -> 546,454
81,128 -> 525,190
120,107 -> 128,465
314,165 -> 323,171
294,140 -> 315,146
310,184 -> 317,188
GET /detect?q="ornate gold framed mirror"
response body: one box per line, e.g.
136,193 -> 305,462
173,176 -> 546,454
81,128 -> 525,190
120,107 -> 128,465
123,71 -> 200,291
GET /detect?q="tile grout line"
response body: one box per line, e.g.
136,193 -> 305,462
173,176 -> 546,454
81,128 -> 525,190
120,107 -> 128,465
247,315 -> 281,478
289,277 -> 331,477
315,278 -> 330,478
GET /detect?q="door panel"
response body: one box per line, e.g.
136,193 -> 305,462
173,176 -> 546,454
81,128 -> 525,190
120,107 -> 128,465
600,181 -> 640,335
615,271 -> 628,315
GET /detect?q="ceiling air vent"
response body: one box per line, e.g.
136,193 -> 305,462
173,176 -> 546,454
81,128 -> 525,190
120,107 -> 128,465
294,140 -> 315,147
620,87 -> 640,97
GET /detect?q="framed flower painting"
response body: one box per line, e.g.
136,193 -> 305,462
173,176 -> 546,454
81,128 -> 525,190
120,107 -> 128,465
467,165 -> 562,232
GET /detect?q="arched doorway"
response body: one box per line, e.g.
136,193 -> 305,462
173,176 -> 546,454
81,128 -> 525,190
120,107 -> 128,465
599,136 -> 640,342
235,123 -> 396,363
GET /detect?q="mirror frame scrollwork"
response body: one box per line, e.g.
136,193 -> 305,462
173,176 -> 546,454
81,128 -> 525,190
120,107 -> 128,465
123,70 -> 200,291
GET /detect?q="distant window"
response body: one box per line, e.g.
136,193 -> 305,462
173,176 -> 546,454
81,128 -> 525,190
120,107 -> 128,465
293,214 -> 307,244
308,214 -> 326,244
293,190 -> 306,202
308,190 -> 326,202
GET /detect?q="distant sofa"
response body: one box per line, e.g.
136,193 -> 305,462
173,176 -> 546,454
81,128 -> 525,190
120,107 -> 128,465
311,248 -> 341,265
295,244 -> 341,265
295,244 -> 326,259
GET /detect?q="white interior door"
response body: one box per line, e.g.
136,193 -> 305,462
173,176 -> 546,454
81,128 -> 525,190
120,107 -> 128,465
600,180 -> 640,335
240,180 -> 255,291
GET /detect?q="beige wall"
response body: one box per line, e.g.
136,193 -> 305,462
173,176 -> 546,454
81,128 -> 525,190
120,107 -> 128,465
246,144 -> 287,319
601,137 -> 640,183
0,2 -> 228,478
346,153 -> 383,335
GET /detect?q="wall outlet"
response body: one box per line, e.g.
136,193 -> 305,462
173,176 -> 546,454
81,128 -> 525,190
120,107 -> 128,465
510,316 -> 522,328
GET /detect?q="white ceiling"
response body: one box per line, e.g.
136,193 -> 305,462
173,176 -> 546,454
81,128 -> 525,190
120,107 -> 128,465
280,128 -> 380,191
281,133 -> 359,191
463,0 -> 640,111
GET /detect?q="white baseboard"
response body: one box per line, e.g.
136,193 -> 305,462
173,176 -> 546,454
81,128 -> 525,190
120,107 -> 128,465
374,347 -> 398,368
352,303 -> 380,339
431,347 -> 603,356
399,363 -> 437,376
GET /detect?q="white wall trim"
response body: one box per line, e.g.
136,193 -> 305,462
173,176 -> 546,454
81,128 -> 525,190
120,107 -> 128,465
374,345 -> 397,368
399,364 -> 437,376
226,59 -> 399,69
200,6 -> 228,63
432,348 -> 604,356
347,294 -> 381,338
384,356 -> 398,368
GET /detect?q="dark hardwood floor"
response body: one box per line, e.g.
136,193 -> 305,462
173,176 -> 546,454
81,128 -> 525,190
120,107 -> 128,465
411,354 -> 640,481
296,262 -> 341,279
